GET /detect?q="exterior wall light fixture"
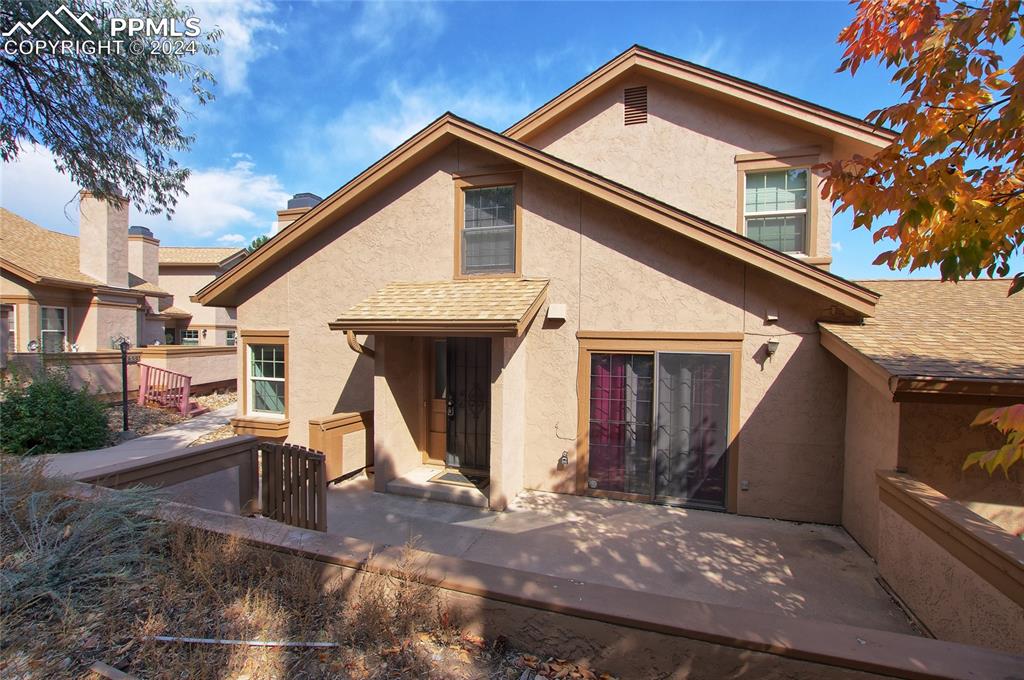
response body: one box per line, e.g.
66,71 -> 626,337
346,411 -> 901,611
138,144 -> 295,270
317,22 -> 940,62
766,338 -> 780,357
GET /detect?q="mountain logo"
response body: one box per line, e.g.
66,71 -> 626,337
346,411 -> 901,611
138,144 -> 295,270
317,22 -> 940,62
3,5 -> 97,37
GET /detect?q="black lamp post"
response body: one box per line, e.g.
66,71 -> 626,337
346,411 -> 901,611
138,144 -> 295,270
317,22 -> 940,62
117,336 -> 131,431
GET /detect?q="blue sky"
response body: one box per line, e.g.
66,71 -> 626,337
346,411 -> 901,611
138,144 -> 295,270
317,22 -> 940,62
0,1 -> 949,279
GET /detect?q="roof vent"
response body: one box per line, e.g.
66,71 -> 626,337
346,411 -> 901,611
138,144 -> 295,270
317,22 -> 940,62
128,225 -> 154,238
287,192 -> 322,210
624,86 -> 648,125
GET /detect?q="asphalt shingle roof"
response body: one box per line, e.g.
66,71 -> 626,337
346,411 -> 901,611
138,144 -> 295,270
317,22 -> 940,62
821,279 -> 1024,381
159,247 -> 242,265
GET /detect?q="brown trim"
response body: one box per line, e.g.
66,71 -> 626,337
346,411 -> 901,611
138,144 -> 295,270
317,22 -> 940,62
239,330 -> 289,421
735,154 -> 821,258
877,471 -> 1024,608
231,415 -> 290,439
575,334 -> 742,513
308,410 -> 374,480
194,115 -> 878,317
504,46 -> 896,148
453,171 -> 523,279
138,345 -> 237,359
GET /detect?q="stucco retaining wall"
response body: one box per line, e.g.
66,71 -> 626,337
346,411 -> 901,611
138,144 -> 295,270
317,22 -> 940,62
876,473 -> 1024,654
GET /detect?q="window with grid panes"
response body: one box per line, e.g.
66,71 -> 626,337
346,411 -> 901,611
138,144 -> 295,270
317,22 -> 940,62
248,344 -> 285,415
744,169 -> 808,253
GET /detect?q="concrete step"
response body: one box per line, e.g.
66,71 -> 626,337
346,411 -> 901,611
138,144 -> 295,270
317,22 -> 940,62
386,471 -> 489,508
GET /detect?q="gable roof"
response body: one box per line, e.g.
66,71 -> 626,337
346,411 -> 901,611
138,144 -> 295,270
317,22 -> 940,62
159,246 -> 244,267
821,279 -> 1024,401
505,45 -> 896,150
195,113 -> 878,315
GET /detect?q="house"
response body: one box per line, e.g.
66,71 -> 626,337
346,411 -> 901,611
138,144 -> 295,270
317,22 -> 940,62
194,45 -> 1022,533
156,245 -> 244,347
1,193 -> 243,397
0,193 -> 243,352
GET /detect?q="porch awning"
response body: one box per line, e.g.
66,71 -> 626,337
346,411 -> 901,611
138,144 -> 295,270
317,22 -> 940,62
329,278 -> 549,336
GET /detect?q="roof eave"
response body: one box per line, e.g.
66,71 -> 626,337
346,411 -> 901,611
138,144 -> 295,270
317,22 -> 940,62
328,319 -> 522,337
504,46 -> 896,150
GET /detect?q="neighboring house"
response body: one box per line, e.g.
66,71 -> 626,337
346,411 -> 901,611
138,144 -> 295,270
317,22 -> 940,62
0,194 -> 243,352
157,246 -> 244,347
194,44 -> 1022,534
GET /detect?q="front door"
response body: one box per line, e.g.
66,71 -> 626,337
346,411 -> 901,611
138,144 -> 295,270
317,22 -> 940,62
445,337 -> 490,470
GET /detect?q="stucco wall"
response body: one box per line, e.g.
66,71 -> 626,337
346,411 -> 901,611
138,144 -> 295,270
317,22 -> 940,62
138,346 -> 238,388
231,138 -> 851,522
159,265 -> 236,340
841,370 -> 901,556
528,77 -> 834,259
899,402 -> 1024,535
877,500 -> 1024,653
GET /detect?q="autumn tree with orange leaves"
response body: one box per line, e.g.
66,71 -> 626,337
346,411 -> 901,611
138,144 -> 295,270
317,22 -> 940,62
823,0 -> 1023,473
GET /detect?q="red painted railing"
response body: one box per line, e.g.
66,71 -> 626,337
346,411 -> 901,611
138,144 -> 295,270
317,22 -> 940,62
138,363 -> 192,416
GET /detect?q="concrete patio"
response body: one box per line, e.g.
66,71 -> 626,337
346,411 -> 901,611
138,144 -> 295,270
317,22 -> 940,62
324,475 -> 919,635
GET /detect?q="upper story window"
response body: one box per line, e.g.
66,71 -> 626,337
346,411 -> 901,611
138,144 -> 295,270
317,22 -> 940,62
743,168 -> 809,254
181,329 -> 199,346
455,172 -> 522,277
40,306 -> 66,353
226,330 -> 237,347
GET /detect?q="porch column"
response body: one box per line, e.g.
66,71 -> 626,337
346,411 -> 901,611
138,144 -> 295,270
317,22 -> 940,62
489,333 -> 527,510
372,335 -> 425,492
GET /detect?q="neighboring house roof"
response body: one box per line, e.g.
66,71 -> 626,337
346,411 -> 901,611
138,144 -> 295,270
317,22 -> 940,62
159,247 -> 244,266
821,279 -> 1024,401
329,279 -> 549,336
159,305 -> 193,319
1,208 -> 169,296
1,207 -> 104,287
504,45 -> 897,150
196,114 -> 878,316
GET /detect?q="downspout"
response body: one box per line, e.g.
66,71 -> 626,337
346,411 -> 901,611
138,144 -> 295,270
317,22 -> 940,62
345,330 -> 375,358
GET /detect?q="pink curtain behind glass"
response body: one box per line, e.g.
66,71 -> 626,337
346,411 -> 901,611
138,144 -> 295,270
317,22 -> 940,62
589,355 -> 627,491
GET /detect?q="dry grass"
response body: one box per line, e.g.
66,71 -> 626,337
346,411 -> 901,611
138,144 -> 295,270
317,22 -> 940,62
0,459 -> 614,680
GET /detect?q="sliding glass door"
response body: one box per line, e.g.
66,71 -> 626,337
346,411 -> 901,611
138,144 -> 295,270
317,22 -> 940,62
586,350 -> 732,510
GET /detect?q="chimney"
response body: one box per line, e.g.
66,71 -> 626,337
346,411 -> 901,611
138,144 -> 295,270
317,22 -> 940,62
128,225 -> 160,287
79,191 -> 129,288
275,192 -> 322,231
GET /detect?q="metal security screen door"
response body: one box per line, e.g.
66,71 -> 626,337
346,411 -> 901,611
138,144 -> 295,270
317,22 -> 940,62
587,351 -> 731,509
445,337 -> 491,470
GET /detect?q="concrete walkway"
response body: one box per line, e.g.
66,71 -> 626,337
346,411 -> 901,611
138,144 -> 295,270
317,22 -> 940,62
43,405 -> 236,477
324,477 -> 919,636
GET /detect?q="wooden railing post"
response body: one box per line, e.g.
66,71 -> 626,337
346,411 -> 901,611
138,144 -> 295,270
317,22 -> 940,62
179,375 -> 192,415
138,363 -> 150,405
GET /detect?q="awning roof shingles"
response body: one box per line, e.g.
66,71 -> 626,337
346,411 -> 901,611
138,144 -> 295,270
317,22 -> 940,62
821,279 -> 1024,382
330,279 -> 549,336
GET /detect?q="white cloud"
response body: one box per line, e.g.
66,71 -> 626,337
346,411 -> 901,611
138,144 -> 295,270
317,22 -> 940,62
350,1 -> 445,52
0,144 -> 288,244
191,0 -> 279,95
216,233 -> 248,244
832,241 -> 843,252
292,77 -> 530,181
0,143 -> 81,233
159,159 -> 290,240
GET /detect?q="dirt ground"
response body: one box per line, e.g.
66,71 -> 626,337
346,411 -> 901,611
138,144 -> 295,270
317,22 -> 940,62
0,461 -> 614,680
106,392 -> 238,444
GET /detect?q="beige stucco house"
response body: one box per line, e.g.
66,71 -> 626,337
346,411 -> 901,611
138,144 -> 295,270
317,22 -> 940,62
0,195 -> 243,353
195,45 -> 1022,536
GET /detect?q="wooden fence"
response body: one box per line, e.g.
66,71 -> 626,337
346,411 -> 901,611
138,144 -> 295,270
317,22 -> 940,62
259,443 -> 328,531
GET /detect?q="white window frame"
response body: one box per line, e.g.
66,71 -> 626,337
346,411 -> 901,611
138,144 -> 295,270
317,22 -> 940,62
226,330 -> 237,347
181,329 -> 199,346
247,343 -> 286,417
40,306 -> 67,353
742,167 -> 810,255
6,304 -> 16,352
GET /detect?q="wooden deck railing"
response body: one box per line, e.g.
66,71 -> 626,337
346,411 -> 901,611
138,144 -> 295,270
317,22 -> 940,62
138,363 -> 192,415
259,442 -> 328,531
